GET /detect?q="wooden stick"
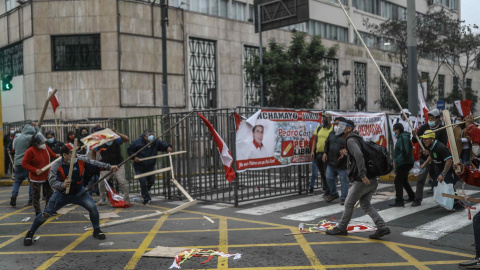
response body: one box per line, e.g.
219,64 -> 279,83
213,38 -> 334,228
443,110 -> 462,173
65,139 -> 78,194
442,193 -> 480,203
53,111 -> 60,141
169,153 -> 194,202
133,167 -> 171,180
40,157 -> 62,172
284,231 -> 323,236
41,124 -> 99,128
38,89 -> 57,128
425,116 -> 480,134
138,151 -> 187,162
82,111 -> 196,196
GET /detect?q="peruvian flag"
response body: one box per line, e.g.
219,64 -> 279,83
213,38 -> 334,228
197,112 -> 236,182
48,87 -> 60,113
418,82 -> 429,122
104,179 -> 131,208
454,99 -> 472,116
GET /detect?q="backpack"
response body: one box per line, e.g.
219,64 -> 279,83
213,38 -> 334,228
348,137 -> 393,178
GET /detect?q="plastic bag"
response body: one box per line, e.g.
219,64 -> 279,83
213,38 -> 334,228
411,161 -> 421,176
434,181 -> 455,210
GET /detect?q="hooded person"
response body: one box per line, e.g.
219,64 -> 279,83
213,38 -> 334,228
10,123 -> 39,207
21,133 -> 59,216
23,144 -> 119,246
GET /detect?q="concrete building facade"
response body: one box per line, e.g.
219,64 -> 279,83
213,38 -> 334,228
0,0 -> 475,123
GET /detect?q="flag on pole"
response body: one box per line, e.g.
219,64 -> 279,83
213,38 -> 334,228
197,112 -> 236,182
48,87 -> 60,112
418,82 -> 429,122
104,179 -> 131,208
454,99 -> 472,116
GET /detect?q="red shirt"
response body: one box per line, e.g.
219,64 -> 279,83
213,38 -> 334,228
21,146 -> 56,182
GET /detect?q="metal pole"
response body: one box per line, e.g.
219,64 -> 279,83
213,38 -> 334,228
407,0 -> 418,115
257,4 -> 264,107
161,0 -> 169,115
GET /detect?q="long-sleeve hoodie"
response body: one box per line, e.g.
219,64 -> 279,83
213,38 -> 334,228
13,124 -> 40,166
127,136 -> 172,171
346,131 -> 367,182
393,132 -> 414,168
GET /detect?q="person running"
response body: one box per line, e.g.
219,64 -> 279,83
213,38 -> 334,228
326,119 -> 390,239
23,144 -> 118,246
127,129 -> 172,205
21,133 -> 59,216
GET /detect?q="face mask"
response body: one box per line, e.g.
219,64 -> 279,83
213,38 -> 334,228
455,120 -> 461,124
69,136 -> 75,141
47,138 -> 54,143
428,121 -> 436,127
38,144 -> 46,149
148,135 -> 154,142
335,123 -> 347,137
81,133 -> 88,138
333,126 -> 338,133
473,145 -> 480,156
10,130 -> 14,134
105,141 -> 113,146
392,131 -> 397,138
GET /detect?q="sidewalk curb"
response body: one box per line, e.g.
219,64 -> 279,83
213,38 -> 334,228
0,179 -> 29,186
380,173 -> 417,182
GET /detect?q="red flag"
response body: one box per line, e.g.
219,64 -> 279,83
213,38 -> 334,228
104,179 -> 131,208
197,112 -> 236,182
48,87 -> 60,113
455,99 -> 472,116
234,112 -> 243,132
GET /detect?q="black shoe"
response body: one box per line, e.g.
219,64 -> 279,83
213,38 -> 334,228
405,197 -> 415,202
369,227 -> 391,239
411,200 -> 421,207
340,199 -> 345,205
10,196 -> 16,207
308,189 -> 314,196
325,227 -> 348,236
93,229 -> 106,240
143,200 -> 151,205
460,257 -> 480,267
326,194 -> 339,203
24,231 -> 34,246
26,200 -> 32,206
389,203 -> 404,207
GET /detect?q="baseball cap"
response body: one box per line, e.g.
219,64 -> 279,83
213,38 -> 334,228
420,130 -> 436,139
428,109 -> 441,118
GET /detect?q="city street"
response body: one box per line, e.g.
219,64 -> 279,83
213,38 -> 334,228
0,182 -> 478,270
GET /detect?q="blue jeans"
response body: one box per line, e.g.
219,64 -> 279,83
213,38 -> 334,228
326,165 -> 349,199
309,160 -> 318,191
12,165 -> 32,200
88,174 -> 99,195
135,167 -> 155,202
29,187 -> 100,233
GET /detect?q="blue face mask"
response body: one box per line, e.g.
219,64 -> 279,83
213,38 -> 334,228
105,141 -> 113,146
392,131 -> 398,138
148,135 -> 154,142
455,120 -> 461,124
47,138 -> 54,143
428,121 -> 436,127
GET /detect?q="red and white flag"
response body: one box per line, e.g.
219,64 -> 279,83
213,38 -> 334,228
418,82 -> 429,122
197,112 -> 236,182
48,87 -> 60,113
454,99 -> 472,116
104,179 -> 131,208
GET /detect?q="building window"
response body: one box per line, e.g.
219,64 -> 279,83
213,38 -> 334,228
381,1 -> 406,21
379,66 -> 391,109
52,35 -> 101,71
0,42 -> 23,78
306,21 -> 348,42
354,62 -> 367,111
354,32 -> 392,51
324,58 -> 340,110
329,0 -> 347,4
243,45 -> 260,106
189,38 -> 217,110
433,0 -> 459,11
354,0 -> 381,16
5,0 -> 15,12
232,1 -> 247,21
421,72 -> 430,82
171,0 -> 229,17
453,76 -> 459,92
438,74 -> 445,98
467,78 -> 472,89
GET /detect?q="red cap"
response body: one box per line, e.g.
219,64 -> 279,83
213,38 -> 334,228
65,143 -> 73,150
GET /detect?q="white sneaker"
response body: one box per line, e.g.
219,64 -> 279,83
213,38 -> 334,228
97,198 -> 106,206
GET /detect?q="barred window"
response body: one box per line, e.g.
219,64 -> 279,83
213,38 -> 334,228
354,62 -> 367,111
189,38 -> 217,110
243,45 -> 260,106
379,66 -> 391,110
0,42 -> 23,77
438,74 -> 445,98
52,35 -> 101,71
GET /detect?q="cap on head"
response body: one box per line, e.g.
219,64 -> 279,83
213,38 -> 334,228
420,130 -> 436,139
401,108 -> 411,115
428,109 -> 441,118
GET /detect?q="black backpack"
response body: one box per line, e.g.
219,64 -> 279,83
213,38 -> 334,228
347,137 -> 393,178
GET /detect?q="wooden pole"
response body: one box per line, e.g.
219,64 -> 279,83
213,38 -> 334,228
65,139 -> 78,194
138,151 -> 187,162
133,167 -> 171,179
169,153 -> 194,202
38,89 -> 57,128
442,193 -> 480,203
40,157 -> 62,172
334,0 -> 425,151
425,115 -> 480,134
82,111 -> 196,195
53,110 -> 60,140
41,124 -> 99,128
443,110 -> 461,173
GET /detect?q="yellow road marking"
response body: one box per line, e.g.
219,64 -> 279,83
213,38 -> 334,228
124,215 -> 168,270
217,217 -> 228,269
291,228 -> 325,270
396,242 -> 473,258
383,242 -> 430,270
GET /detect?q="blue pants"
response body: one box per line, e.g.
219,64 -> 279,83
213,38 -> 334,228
12,165 -> 32,200
326,165 -> 349,199
309,160 -> 318,191
135,167 -> 155,202
29,187 -> 100,233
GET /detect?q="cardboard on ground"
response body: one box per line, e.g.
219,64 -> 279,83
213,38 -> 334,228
143,246 -> 188,258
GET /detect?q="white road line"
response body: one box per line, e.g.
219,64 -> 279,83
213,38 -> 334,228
352,190 -> 478,225
402,203 -> 479,240
236,183 -> 391,216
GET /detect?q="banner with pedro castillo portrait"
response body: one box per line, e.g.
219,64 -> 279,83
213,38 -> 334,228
235,109 -> 389,172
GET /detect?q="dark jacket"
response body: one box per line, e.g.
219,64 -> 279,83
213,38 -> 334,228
393,132 -> 414,168
46,139 -> 65,156
3,133 -> 14,152
324,131 -> 347,169
127,136 -> 172,171
346,131 -> 367,182
412,123 -> 448,161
